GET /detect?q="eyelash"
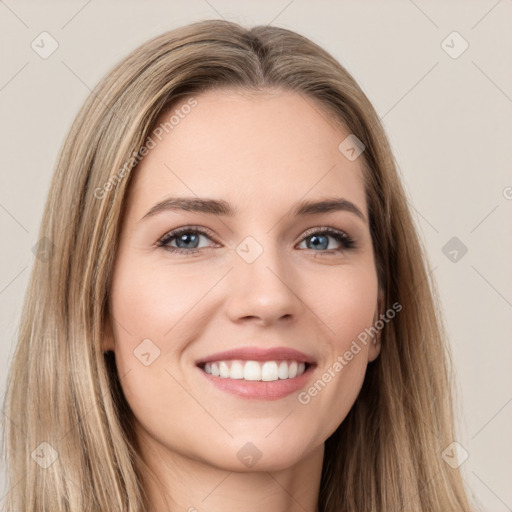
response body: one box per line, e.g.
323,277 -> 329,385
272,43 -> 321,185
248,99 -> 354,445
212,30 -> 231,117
156,225 -> 356,257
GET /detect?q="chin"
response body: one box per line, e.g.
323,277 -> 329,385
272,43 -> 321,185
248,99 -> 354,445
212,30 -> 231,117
202,436 -> 316,473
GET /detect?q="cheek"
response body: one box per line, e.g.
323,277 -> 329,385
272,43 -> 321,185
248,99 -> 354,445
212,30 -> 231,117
297,263 -> 378,434
107,261 -> 194,435
314,261 -> 379,349
107,255 -> 224,410
109,258 -> 212,351
107,260 -> 181,393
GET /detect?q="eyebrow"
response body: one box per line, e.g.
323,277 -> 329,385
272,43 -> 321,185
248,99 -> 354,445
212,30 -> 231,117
139,196 -> 366,222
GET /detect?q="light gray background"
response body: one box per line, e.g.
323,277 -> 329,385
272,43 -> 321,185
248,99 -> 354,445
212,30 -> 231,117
1,1 -> 511,510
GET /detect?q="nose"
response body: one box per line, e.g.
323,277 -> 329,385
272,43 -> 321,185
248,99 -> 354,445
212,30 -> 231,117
224,239 -> 303,326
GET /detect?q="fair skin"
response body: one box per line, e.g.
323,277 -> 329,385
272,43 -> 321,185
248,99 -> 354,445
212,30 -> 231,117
104,88 -> 381,512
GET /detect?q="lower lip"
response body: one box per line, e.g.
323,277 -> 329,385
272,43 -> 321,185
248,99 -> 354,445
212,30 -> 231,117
196,364 -> 316,400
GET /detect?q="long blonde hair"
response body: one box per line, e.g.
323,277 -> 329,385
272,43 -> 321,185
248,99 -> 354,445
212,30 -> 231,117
1,19 -> 473,511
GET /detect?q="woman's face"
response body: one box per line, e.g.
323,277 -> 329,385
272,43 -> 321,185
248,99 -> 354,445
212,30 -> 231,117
106,89 -> 380,472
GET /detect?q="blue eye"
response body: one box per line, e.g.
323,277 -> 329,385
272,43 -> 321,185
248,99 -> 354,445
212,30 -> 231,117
157,226 -> 215,254
171,232 -> 201,249
157,226 -> 355,255
298,228 -> 355,253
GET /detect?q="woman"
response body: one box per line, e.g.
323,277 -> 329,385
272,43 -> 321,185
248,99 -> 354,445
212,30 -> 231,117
1,19 -> 474,511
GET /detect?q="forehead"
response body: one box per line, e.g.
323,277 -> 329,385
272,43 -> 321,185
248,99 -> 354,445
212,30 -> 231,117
126,89 -> 367,218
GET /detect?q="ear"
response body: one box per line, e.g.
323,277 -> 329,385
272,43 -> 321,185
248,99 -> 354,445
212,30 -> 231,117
367,289 -> 385,362
101,311 -> 116,353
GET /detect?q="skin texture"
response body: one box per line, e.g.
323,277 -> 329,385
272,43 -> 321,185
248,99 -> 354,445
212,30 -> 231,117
104,89 -> 381,512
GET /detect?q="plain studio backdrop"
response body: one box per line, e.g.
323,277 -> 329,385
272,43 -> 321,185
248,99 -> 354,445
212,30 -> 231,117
0,1 -> 511,510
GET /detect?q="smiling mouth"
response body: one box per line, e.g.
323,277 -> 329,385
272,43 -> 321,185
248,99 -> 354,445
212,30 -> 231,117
197,359 -> 312,381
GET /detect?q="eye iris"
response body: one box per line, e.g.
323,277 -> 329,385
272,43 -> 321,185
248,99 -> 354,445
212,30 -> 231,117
307,234 -> 328,250
176,233 -> 199,249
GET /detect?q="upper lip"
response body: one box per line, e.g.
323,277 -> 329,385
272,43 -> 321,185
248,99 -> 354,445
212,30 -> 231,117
196,346 -> 316,365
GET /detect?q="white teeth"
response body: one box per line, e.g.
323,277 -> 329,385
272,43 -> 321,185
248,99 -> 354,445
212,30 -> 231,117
229,360 -> 244,379
219,361 -> 230,378
261,361 -> 278,381
244,361 -> 261,381
288,361 -> 298,379
278,361 -> 288,379
201,360 -> 308,381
